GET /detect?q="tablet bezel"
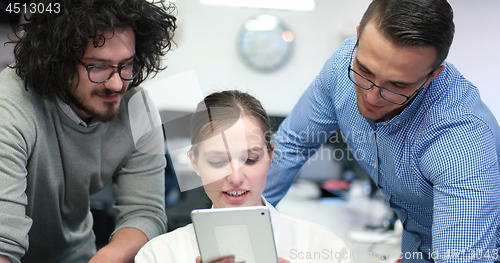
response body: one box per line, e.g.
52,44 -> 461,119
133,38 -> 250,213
191,206 -> 278,263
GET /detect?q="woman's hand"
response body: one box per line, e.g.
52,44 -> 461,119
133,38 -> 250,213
195,256 -> 235,263
195,256 -> 290,263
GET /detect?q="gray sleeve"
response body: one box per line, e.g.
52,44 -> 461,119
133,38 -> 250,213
112,88 -> 167,240
0,69 -> 36,263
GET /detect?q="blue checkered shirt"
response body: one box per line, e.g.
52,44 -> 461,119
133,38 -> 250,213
264,38 -> 500,262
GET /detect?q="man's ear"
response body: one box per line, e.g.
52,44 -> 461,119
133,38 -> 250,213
356,26 -> 360,41
430,64 -> 446,82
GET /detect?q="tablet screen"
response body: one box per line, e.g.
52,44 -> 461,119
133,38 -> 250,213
191,206 -> 278,263
215,224 -> 255,263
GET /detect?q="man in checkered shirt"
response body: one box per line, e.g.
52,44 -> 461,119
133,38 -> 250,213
264,0 -> 500,262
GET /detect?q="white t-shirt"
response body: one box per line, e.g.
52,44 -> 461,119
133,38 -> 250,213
135,197 -> 353,263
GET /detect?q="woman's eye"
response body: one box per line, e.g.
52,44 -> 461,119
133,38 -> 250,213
209,160 -> 228,168
245,157 -> 259,165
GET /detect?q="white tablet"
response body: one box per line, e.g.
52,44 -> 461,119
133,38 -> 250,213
191,206 -> 278,263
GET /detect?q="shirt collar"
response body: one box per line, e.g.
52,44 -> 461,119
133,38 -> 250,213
56,97 -> 100,127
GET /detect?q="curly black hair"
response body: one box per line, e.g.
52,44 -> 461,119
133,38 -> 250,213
8,0 -> 177,101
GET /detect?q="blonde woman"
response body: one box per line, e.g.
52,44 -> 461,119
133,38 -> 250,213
135,90 -> 352,263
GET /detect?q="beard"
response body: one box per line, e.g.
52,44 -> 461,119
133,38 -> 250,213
66,87 -> 126,123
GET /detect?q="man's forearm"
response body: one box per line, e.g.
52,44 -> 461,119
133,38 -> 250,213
89,227 -> 149,263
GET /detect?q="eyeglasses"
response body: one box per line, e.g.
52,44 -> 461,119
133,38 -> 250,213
77,59 -> 144,83
347,47 -> 432,105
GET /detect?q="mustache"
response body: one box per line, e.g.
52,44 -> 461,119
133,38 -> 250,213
92,87 -> 126,96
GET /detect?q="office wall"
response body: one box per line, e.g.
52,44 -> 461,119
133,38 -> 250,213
143,0 -> 371,116
144,0 -> 500,120
447,0 -> 500,120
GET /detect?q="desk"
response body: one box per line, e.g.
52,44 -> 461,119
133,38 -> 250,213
276,180 -> 402,263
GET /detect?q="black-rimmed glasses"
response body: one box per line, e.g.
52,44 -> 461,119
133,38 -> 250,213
77,59 -> 144,83
347,47 -> 432,105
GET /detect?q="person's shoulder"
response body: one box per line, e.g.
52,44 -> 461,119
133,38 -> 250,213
167,223 -> 196,238
0,67 -> 45,122
316,37 -> 356,85
0,67 -> 22,86
121,85 -> 164,154
321,37 -> 356,75
422,62 -> 496,128
428,61 -> 477,102
146,223 -> 196,246
337,37 -> 357,54
328,37 -> 356,62
430,61 -> 472,94
0,67 -> 39,103
136,223 -> 197,263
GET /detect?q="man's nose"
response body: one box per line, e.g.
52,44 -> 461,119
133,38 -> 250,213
365,84 -> 385,104
103,71 -> 124,92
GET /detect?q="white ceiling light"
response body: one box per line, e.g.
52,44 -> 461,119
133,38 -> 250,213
244,14 -> 279,31
200,0 -> 315,11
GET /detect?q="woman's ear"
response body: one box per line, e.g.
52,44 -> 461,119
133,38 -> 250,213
188,150 -> 199,173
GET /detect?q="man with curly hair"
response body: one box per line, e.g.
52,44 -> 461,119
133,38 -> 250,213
0,1 -> 176,262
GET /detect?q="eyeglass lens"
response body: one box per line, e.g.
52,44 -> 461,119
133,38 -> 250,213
89,63 -> 142,83
349,68 -> 408,104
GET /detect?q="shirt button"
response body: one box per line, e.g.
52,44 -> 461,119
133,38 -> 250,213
383,122 -> 388,125
373,163 -> 377,168
396,121 -> 401,124
402,209 -> 406,213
